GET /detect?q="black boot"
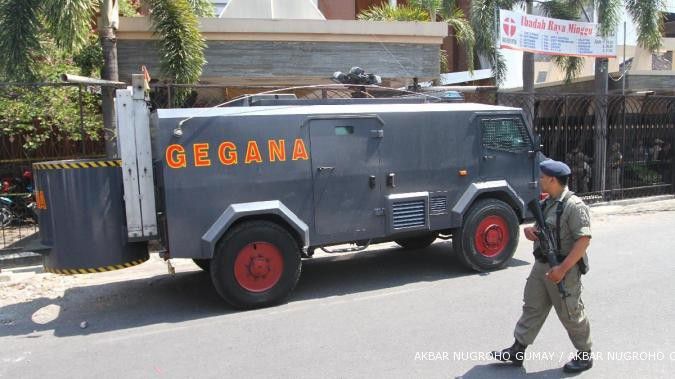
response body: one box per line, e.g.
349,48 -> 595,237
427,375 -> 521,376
563,351 -> 593,373
490,340 -> 527,367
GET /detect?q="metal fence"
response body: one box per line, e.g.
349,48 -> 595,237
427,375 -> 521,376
1,82 -> 674,253
0,82 -> 108,253
496,93 -> 675,202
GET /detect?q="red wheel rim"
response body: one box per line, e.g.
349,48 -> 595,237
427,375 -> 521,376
233,242 -> 284,292
474,215 -> 510,258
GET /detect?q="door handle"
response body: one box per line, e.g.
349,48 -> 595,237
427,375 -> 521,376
369,175 -> 376,189
317,166 -> 335,172
483,155 -> 495,160
387,173 -> 396,188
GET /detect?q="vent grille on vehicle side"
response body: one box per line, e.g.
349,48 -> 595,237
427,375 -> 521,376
392,200 -> 426,229
430,196 -> 448,215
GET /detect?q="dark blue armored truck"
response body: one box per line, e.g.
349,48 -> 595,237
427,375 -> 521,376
33,83 -> 540,309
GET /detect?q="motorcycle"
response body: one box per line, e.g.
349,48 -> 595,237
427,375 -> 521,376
0,169 -> 37,227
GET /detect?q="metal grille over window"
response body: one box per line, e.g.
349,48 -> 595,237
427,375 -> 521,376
392,200 -> 426,229
481,118 -> 531,153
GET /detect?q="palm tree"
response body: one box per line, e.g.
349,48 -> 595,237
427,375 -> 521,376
359,0 -> 476,73
0,0 -> 214,156
470,0 -> 665,86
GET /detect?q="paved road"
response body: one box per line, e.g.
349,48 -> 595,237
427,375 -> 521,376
1,200 -> 675,378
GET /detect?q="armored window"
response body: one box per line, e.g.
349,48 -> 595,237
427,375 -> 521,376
481,118 -> 532,153
334,126 -> 354,136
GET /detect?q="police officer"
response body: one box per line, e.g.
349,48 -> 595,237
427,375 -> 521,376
490,160 -> 593,373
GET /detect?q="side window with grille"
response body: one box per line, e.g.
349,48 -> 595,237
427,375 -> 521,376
481,118 -> 532,153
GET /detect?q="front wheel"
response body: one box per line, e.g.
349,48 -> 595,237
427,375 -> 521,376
210,220 -> 302,309
453,199 -> 519,272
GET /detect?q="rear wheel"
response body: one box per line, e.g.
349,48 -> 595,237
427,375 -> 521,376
395,234 -> 438,250
453,199 -> 519,272
210,220 -> 302,309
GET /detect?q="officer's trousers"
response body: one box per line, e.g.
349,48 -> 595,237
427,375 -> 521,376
514,261 -> 592,351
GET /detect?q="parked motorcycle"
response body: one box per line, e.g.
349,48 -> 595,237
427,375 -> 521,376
0,169 -> 37,227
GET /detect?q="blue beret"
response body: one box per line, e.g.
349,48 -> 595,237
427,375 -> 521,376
540,159 -> 571,177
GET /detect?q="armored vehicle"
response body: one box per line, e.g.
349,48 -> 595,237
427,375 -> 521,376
34,80 -> 540,308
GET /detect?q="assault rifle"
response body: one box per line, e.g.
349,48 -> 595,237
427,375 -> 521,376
527,199 -> 569,298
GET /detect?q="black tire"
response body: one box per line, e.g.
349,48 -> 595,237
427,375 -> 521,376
210,220 -> 302,309
395,233 -> 438,250
192,258 -> 211,272
453,199 -> 519,272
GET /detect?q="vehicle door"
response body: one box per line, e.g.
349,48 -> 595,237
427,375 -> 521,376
309,117 -> 385,243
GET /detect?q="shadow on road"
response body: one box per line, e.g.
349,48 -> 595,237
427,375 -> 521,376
0,241 -> 529,338
458,363 -> 582,378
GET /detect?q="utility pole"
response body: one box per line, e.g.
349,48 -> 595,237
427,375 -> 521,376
101,0 -> 120,158
522,0 -> 535,130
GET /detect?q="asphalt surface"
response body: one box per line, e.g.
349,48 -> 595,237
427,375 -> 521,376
1,200 -> 675,378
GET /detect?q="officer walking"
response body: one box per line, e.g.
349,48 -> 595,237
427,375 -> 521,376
490,160 -> 593,373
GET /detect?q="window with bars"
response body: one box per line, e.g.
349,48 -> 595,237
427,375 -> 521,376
481,118 -> 532,153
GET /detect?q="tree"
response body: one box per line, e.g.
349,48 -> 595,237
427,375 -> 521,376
470,0 -> 665,86
0,0 -> 214,156
358,0 -> 476,73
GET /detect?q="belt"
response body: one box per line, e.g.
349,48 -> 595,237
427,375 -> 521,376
535,254 -> 567,264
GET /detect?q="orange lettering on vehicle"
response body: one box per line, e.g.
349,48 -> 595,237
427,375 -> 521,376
245,141 -> 263,164
218,141 -> 238,165
166,144 -> 187,169
268,139 -> 286,162
292,138 -> 309,161
193,143 -> 211,167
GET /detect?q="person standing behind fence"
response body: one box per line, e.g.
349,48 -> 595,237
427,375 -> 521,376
608,143 -> 623,191
567,146 -> 590,194
658,142 -> 672,184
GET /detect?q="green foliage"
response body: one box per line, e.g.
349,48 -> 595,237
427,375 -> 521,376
359,1 -> 474,73
0,40 -> 102,151
357,4 -> 428,21
147,0 -> 207,105
593,0 -> 622,36
119,0 -> 140,16
0,0 -> 42,81
186,0 -> 215,17
625,0 -> 665,51
42,0 -> 96,51
553,56 -> 585,83
471,0 -> 511,84
440,48 -> 449,73
73,36 -> 103,77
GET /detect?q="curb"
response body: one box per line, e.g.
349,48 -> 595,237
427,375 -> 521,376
589,194 -> 675,208
0,251 -> 42,270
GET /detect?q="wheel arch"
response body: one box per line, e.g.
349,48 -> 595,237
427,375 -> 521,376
452,181 -> 526,225
201,201 -> 309,259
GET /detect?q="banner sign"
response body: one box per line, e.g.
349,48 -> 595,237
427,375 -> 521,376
499,9 -> 616,58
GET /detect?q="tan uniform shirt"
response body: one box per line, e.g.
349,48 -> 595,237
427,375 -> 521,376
541,188 -> 592,256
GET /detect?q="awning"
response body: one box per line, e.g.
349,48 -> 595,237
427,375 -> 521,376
219,0 -> 325,20
439,69 -> 494,85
